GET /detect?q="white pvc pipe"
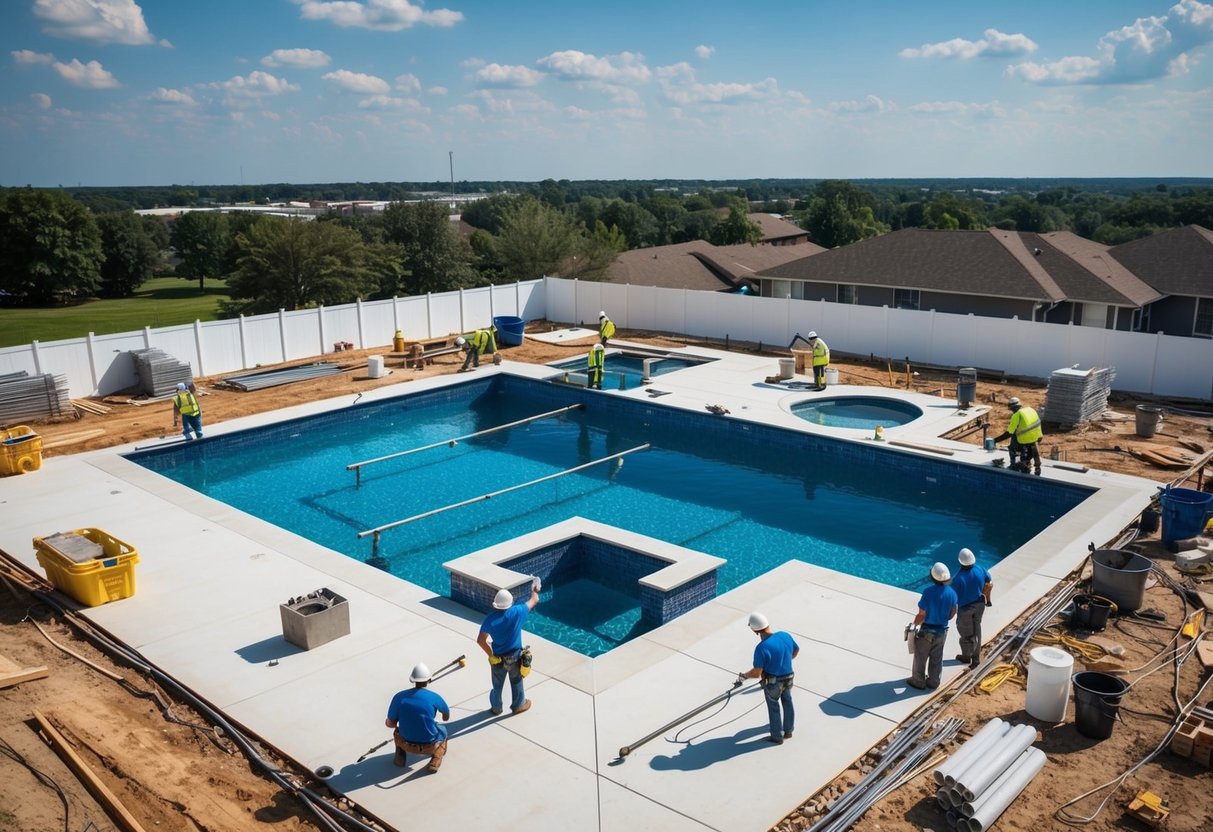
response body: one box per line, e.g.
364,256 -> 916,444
947,787 -> 965,807
936,788 -> 952,810
964,747 -> 1047,832
959,748 -> 1031,817
934,717 -> 1008,786
946,808 -> 961,828
957,724 -> 1036,801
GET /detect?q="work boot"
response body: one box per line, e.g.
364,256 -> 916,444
783,732 -> 793,740
511,699 -> 532,715
393,748 -> 406,767
766,736 -> 783,744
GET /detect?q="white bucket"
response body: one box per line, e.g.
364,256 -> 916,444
824,368 -> 840,386
778,357 -> 795,380
1025,645 -> 1073,722
367,355 -> 387,379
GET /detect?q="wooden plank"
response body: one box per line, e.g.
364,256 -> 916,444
1197,640 -> 1213,670
32,709 -> 147,832
0,653 -> 49,689
42,428 -> 107,449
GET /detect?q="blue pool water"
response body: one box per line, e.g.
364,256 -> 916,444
549,352 -> 708,390
130,376 -> 1090,656
792,396 -> 923,429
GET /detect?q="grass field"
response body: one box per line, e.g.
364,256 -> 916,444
0,277 -> 231,348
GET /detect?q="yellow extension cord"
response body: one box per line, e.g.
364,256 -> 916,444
977,627 -> 1109,693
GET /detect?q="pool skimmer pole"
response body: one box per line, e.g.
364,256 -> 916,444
617,677 -> 746,759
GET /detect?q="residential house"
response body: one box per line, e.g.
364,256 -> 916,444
1109,225 -> 1213,338
606,240 -> 823,293
746,213 -> 813,246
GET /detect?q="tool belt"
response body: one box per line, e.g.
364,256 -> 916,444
520,646 -> 533,678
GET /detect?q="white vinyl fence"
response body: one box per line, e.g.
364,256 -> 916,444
1,276 -> 1209,401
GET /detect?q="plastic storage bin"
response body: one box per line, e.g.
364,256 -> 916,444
1,425 -> 42,476
33,528 -> 139,607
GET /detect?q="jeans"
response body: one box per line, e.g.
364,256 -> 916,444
956,601 -> 986,662
911,628 -> 947,688
763,674 -> 795,739
181,413 -> 203,440
490,650 -> 525,711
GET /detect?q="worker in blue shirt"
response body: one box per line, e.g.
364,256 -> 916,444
952,547 -> 993,668
477,578 -> 541,715
386,662 -> 450,772
907,562 -> 958,690
739,612 -> 799,744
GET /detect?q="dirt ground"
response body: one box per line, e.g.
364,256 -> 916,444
2,324 -> 1212,832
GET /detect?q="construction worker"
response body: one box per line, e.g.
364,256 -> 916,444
172,382 -> 203,440
738,612 -> 799,744
477,578 -> 540,716
907,562 -> 958,690
385,662 -> 450,772
456,328 -> 497,372
598,311 -> 616,346
587,343 -> 605,389
953,548 -> 993,668
807,331 -> 830,391
993,396 -> 1043,475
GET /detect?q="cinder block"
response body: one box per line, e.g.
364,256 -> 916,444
280,588 -> 350,650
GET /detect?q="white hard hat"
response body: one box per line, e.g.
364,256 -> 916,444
1008,396 -> 1020,408
931,562 -> 951,582
176,382 -> 187,391
958,548 -> 976,566
747,612 -> 769,631
455,336 -> 466,346
599,310 -> 607,319
592,343 -> 604,351
410,662 -> 432,683
807,331 -> 817,339
493,588 -> 513,610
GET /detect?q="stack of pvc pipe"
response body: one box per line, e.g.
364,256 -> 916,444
932,718 -> 1048,831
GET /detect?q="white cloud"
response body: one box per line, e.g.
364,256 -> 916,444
12,49 -> 56,65
537,50 -> 652,84
322,69 -> 390,94
450,102 -> 481,119
1008,0 -> 1213,85
695,45 -> 714,60
262,48 -> 331,69
900,28 -> 1037,59
908,100 -> 1007,118
34,0 -> 156,45
829,95 -> 895,113
473,63 -> 544,87
53,58 -> 119,88
427,85 -> 448,95
655,62 -> 778,105
470,88 -> 554,113
146,87 -> 196,106
208,71 -> 299,106
357,94 -> 423,110
394,73 -> 421,94
159,38 -> 172,48
31,92 -> 53,109
293,0 -> 463,31
461,57 -> 485,68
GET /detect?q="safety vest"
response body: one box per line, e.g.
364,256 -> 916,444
588,348 -> 605,376
1008,406 -> 1043,444
174,391 -> 200,416
470,329 -> 495,353
811,338 -> 830,367
599,318 -> 616,340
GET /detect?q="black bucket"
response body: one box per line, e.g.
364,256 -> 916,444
1071,595 -> 1112,632
1072,671 -> 1128,739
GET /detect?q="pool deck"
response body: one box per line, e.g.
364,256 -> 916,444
0,342 -> 1159,832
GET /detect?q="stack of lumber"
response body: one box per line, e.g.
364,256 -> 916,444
71,398 -> 111,415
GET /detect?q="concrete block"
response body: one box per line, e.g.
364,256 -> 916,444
280,588 -> 350,650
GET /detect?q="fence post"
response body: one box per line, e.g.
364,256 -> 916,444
392,296 -> 400,331
515,281 -> 521,317
85,331 -> 99,393
317,304 -> 327,356
238,315 -> 249,369
193,319 -> 205,377
278,309 -> 288,363
458,288 -> 466,333
426,293 -> 434,339
30,340 -> 43,375
356,297 -> 365,348
143,325 -> 152,349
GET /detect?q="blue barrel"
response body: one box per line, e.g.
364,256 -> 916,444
493,316 -> 525,347
1160,487 -> 1213,547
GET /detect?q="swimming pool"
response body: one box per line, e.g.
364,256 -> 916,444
791,396 -> 923,429
549,351 -> 711,390
129,376 -> 1091,656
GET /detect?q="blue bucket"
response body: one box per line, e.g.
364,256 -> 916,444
493,316 -> 525,347
1160,487 -> 1213,547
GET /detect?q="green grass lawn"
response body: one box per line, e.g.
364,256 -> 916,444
0,277 -> 231,348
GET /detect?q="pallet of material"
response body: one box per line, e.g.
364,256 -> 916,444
71,398 -> 111,415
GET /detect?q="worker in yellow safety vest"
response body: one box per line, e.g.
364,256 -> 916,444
172,382 -> 204,440
807,331 -> 830,391
993,396 -> 1043,475
457,329 -> 497,372
598,311 -> 616,346
587,344 -> 605,389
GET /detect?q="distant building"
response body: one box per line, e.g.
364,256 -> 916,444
605,240 -> 824,293
746,213 -> 812,246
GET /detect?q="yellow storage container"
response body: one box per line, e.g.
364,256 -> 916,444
1,425 -> 42,476
33,528 -> 139,607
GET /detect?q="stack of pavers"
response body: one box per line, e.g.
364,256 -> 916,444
0,370 -> 73,422
130,348 -> 193,397
1041,366 -> 1116,427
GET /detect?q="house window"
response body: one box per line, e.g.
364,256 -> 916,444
837,285 -> 857,304
894,289 -> 920,310
1196,298 -> 1213,338
1132,304 -> 1151,332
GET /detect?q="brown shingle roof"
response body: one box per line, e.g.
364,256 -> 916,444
745,213 -> 811,243
606,240 -> 818,292
1036,231 -> 1161,306
1108,225 -> 1213,297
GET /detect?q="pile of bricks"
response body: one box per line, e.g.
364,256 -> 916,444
1170,708 -> 1213,765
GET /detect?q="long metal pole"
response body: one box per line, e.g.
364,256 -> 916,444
347,404 -> 583,487
358,443 -> 649,540
354,654 -> 467,762
618,679 -> 747,758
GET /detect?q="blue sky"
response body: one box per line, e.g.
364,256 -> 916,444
2,0 -> 1212,186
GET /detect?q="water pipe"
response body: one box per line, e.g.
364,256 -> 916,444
960,746 -> 1040,818
934,717 -> 1008,786
962,747 -> 1046,831
942,720 -> 1018,790
956,723 -> 1037,802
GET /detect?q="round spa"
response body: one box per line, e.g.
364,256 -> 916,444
791,396 -> 923,430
